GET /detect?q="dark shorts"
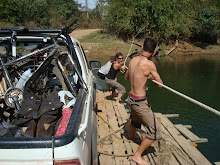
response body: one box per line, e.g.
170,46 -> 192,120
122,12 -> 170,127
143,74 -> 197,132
127,95 -> 162,141
97,71 -> 105,80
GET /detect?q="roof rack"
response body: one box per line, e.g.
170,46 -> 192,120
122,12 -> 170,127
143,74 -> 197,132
0,28 -> 61,34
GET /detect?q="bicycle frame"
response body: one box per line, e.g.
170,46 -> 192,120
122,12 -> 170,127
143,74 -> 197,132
0,19 -> 88,111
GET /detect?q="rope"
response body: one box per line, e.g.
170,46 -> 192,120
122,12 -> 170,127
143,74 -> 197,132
123,25 -> 148,66
97,112 -> 185,161
97,113 -> 134,157
152,80 -> 220,117
97,114 -> 132,144
123,38 -> 134,67
156,133 -> 194,165
96,103 -> 195,161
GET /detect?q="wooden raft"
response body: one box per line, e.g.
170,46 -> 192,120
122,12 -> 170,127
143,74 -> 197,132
96,89 -> 211,165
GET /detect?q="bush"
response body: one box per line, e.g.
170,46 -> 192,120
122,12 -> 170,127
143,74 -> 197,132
0,0 -> 49,27
0,0 -> 80,28
192,7 -> 219,44
101,0 -> 194,41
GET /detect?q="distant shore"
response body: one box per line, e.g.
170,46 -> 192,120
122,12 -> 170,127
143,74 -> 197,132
70,29 -> 220,61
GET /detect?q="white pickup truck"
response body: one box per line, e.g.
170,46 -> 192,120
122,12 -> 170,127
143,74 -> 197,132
0,20 -> 99,165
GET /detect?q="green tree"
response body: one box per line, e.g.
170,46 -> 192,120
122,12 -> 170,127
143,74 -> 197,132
47,0 -> 81,28
193,7 -> 219,44
0,0 -> 49,27
100,0 -> 195,41
0,0 -> 80,28
55,0 -> 80,20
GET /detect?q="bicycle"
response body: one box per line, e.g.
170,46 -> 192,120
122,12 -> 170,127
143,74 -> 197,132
0,18 -> 88,115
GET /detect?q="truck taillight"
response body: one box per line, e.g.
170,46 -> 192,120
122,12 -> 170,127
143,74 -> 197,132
53,159 -> 81,165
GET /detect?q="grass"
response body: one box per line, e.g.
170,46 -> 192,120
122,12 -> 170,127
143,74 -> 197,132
79,31 -> 220,63
79,32 -> 139,62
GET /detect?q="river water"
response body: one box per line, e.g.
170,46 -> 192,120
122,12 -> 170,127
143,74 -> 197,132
95,54 -> 220,163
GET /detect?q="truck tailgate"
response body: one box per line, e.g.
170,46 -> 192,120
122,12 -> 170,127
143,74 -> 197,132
0,148 -> 53,165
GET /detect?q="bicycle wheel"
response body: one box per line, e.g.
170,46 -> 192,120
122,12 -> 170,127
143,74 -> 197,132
0,61 -> 67,118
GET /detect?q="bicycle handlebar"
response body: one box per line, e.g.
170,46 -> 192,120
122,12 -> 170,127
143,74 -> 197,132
66,18 -> 78,29
57,18 -> 78,38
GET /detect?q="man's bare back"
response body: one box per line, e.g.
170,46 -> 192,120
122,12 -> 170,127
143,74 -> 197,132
126,55 -> 162,97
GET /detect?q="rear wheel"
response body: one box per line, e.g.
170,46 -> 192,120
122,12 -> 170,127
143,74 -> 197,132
0,62 -> 67,119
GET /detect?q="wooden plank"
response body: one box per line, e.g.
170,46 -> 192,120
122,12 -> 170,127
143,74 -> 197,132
183,125 -> 192,129
97,91 -> 211,165
155,113 -> 211,165
120,104 -> 175,164
118,101 -> 153,164
169,154 -> 180,165
97,90 -> 116,165
174,124 -> 201,142
155,120 -> 189,165
113,104 -> 137,165
193,138 -> 208,143
140,117 -> 181,165
103,91 -> 131,165
163,114 -> 179,118
113,106 -> 132,146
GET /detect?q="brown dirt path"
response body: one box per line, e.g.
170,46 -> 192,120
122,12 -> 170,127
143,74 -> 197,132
70,29 -> 102,40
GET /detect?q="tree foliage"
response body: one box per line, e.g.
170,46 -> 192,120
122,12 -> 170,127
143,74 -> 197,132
0,0 -> 49,27
98,0 -> 220,42
192,7 -> 219,44
0,0 -> 80,28
100,0 -> 195,41
0,0 -> 219,43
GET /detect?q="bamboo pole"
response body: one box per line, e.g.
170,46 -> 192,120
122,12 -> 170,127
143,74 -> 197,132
152,80 -> 220,117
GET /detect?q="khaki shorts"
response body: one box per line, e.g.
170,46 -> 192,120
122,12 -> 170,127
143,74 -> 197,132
127,96 -> 162,141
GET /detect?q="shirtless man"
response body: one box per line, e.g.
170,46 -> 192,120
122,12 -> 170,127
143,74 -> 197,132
125,38 -> 163,165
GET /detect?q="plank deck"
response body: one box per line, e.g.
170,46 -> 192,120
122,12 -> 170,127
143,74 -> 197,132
96,90 -> 116,165
96,90 -> 212,165
174,124 -> 208,143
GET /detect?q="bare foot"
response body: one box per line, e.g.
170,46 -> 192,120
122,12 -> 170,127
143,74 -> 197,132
132,155 -> 150,165
115,102 -> 123,107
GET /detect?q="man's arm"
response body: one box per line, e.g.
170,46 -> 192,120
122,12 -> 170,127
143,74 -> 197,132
150,70 -> 163,87
149,62 -> 163,87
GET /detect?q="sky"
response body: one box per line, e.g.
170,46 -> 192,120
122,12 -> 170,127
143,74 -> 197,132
76,0 -> 97,9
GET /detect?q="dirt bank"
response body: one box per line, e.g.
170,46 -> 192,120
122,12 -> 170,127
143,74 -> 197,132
70,29 -> 220,61
171,40 -> 220,56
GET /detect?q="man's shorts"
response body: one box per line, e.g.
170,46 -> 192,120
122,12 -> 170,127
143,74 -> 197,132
127,95 -> 162,141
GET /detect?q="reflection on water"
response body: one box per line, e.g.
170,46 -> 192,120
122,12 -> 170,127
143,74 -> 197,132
94,54 -> 220,163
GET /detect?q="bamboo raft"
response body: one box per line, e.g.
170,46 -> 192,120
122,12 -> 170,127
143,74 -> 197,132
96,89 -> 212,165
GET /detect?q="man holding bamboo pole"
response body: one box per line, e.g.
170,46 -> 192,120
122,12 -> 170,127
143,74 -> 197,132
125,37 -> 163,165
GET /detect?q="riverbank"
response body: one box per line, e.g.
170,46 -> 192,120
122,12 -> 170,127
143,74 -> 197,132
172,40 -> 220,56
70,29 -> 220,61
